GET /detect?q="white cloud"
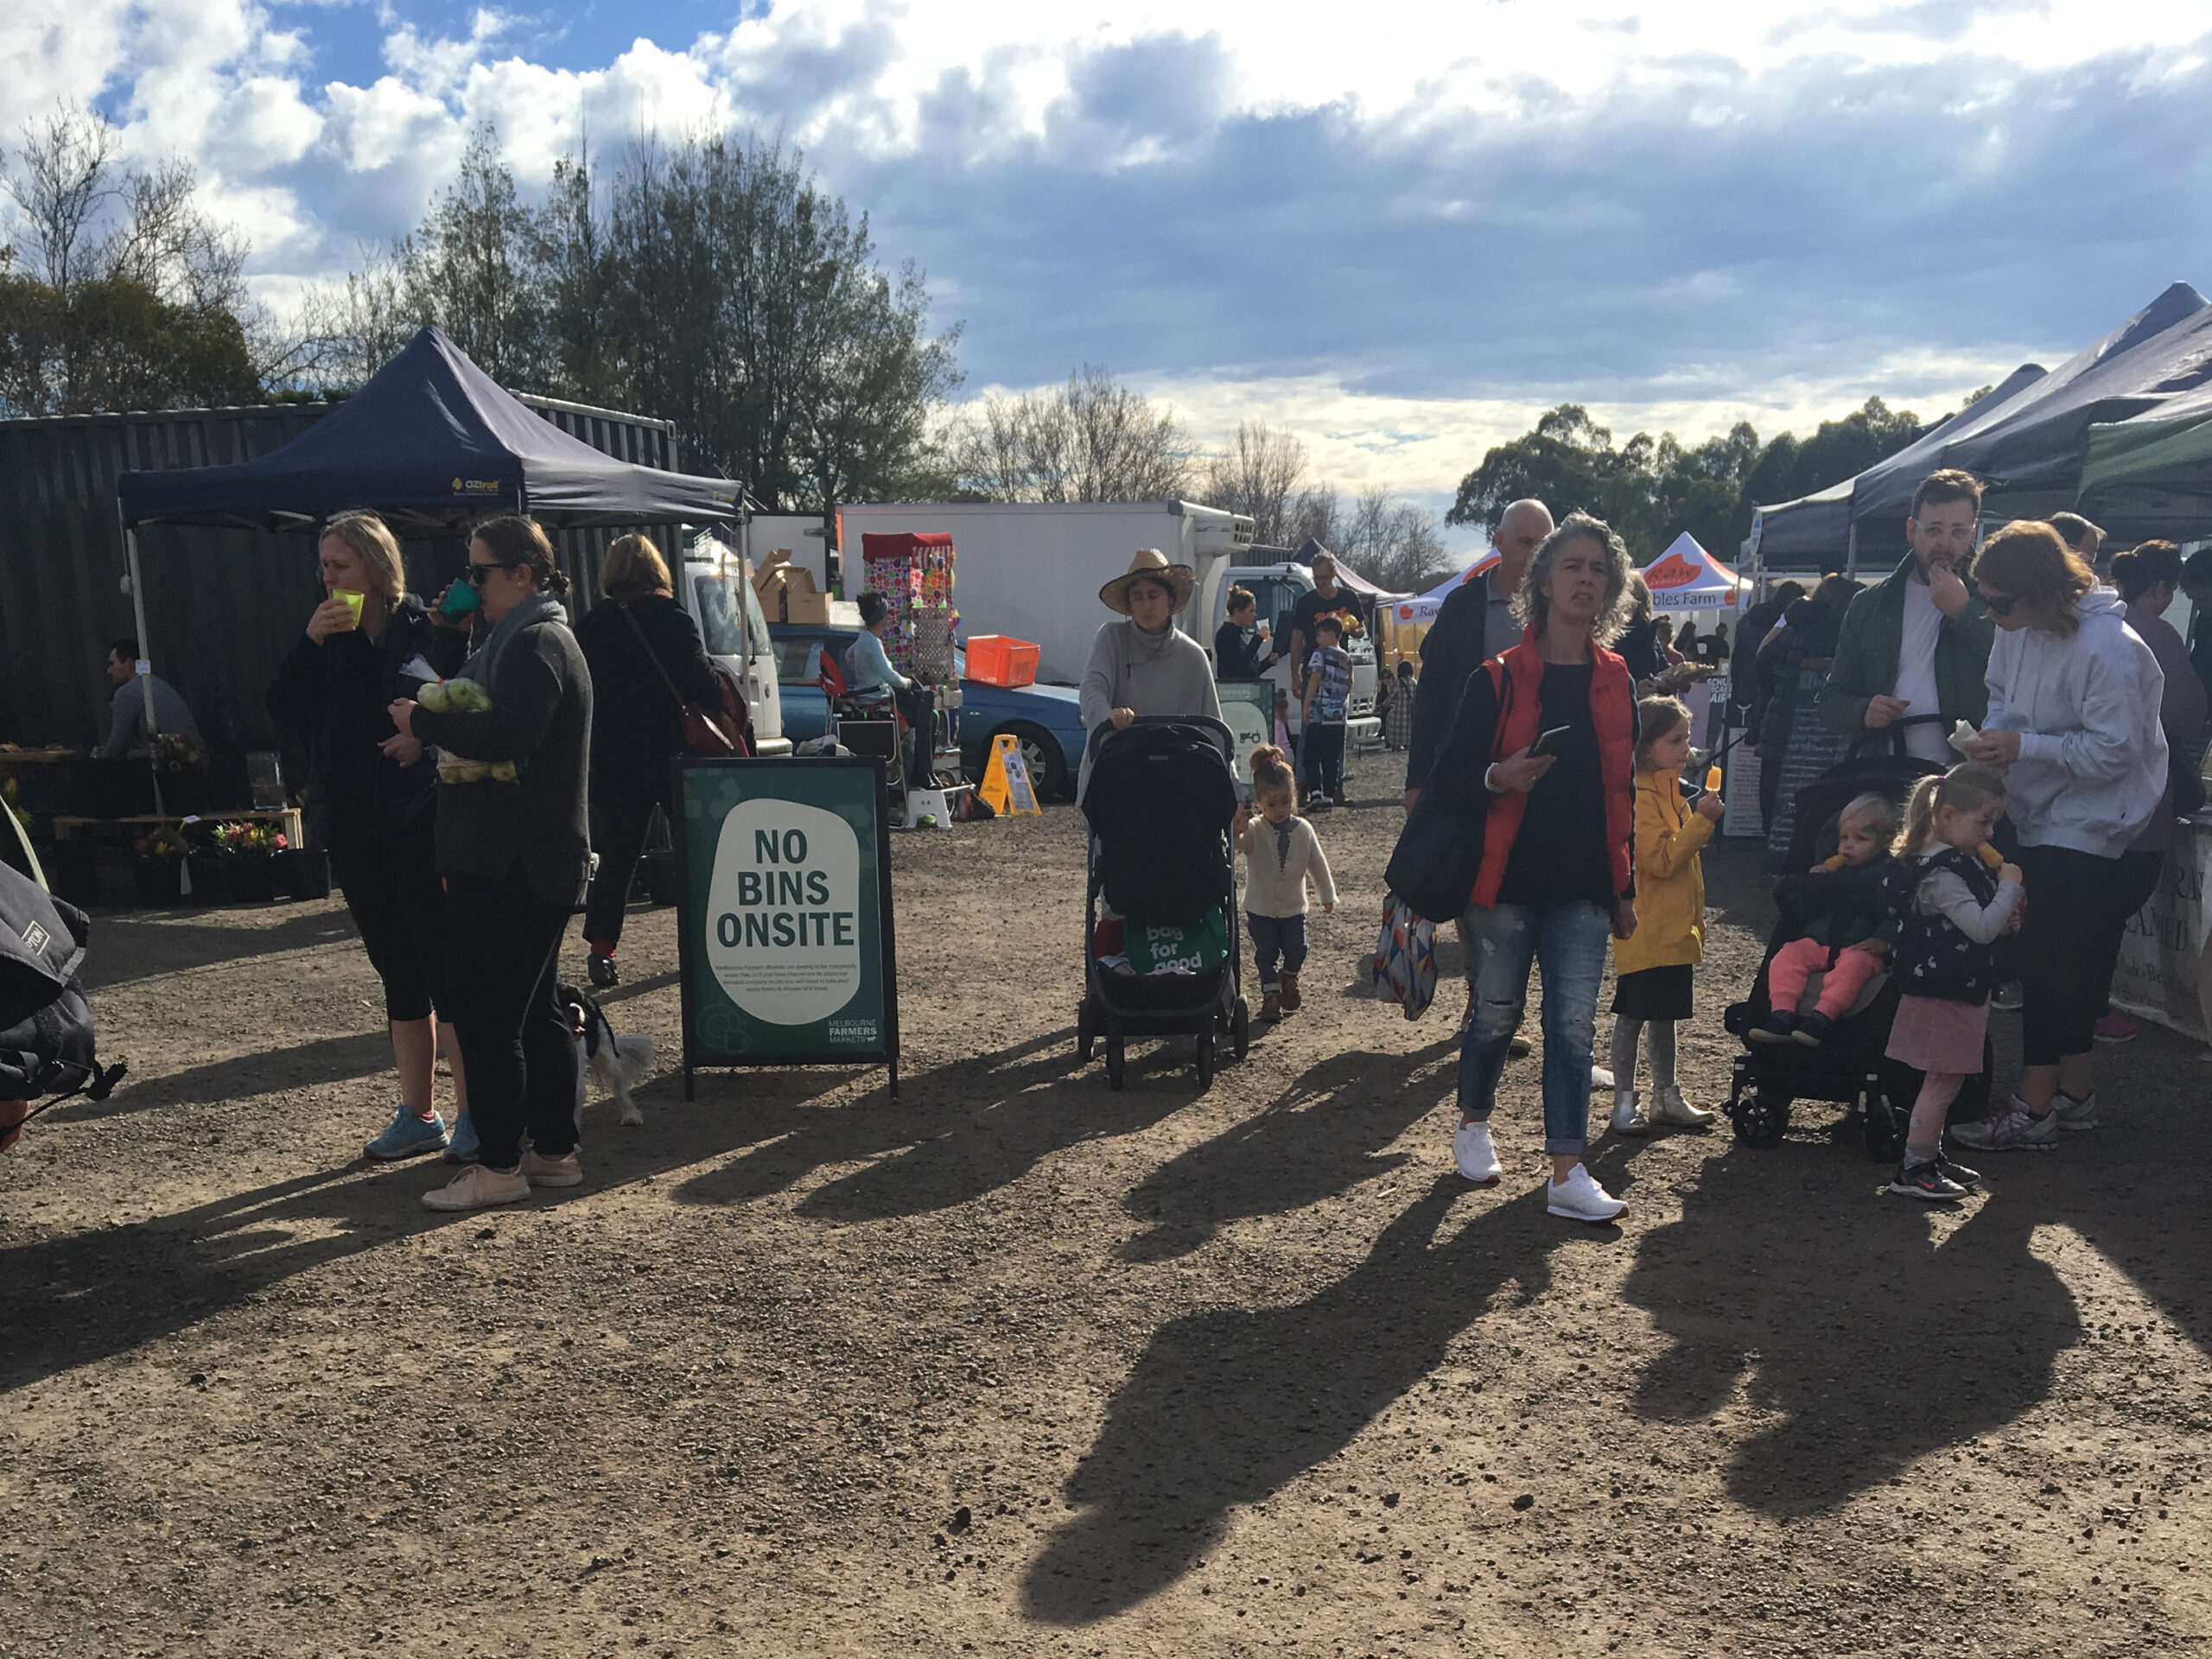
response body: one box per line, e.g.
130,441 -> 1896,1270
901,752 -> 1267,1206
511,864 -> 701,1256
4,0 -> 2208,512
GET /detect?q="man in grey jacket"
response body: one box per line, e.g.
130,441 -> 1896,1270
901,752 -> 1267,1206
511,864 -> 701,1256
99,637 -> 203,760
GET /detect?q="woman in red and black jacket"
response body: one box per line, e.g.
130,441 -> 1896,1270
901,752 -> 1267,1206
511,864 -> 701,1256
1427,512 -> 1640,1224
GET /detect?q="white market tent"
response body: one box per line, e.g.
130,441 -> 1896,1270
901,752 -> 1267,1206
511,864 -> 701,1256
1641,532 -> 1751,613
1387,554 -> 1501,628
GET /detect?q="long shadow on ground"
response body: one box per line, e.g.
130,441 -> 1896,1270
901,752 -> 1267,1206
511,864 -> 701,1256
674,1029 -> 1205,1221
1117,1036 -> 1461,1260
0,1069 -> 823,1392
1022,1173 -> 1598,1624
1624,1147 -> 2083,1516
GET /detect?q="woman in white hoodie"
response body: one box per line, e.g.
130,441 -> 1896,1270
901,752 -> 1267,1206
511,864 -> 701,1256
1952,521 -> 2169,1153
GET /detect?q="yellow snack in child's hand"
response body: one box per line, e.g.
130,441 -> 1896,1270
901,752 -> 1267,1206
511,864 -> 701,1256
1974,842 -> 2004,869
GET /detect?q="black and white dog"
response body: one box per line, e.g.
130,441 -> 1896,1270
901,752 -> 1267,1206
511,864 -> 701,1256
556,981 -> 655,1128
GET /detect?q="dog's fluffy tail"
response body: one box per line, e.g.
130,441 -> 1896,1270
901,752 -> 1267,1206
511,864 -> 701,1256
609,1033 -> 656,1087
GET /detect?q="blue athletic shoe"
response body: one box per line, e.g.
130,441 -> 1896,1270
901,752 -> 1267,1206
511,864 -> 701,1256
443,1108 -> 480,1165
364,1104 -> 448,1162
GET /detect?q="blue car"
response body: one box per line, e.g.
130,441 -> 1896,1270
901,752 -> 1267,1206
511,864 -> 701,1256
770,626 -> 1087,801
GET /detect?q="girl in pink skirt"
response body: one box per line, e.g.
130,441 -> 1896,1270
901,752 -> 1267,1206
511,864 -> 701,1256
1884,764 -> 2024,1201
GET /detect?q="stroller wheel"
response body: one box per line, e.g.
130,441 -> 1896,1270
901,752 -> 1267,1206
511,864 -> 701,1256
1731,1084 -> 1791,1148
1230,997 -> 1250,1062
1195,1027 -> 1216,1092
1105,1034 -> 1126,1091
1076,1000 -> 1096,1064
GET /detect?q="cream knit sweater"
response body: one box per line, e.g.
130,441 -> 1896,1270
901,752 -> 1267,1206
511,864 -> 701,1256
1237,814 -> 1338,918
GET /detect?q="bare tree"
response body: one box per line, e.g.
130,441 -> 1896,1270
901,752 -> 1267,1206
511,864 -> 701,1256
950,365 -> 1193,502
1201,420 -> 1306,545
1286,480 -> 1450,592
0,100 -> 269,414
5,102 -> 120,290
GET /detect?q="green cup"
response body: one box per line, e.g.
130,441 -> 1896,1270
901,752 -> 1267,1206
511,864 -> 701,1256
333,588 -> 365,628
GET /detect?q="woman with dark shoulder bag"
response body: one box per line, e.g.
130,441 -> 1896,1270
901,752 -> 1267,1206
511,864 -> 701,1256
571,535 -> 723,988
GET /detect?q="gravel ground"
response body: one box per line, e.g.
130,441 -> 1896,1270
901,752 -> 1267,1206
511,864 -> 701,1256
7,747 -> 2212,1656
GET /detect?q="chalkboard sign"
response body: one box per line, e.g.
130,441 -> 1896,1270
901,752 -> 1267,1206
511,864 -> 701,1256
1763,657 -> 1853,869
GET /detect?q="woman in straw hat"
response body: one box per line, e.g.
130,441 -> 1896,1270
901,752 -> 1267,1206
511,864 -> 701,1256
1077,548 -> 1224,798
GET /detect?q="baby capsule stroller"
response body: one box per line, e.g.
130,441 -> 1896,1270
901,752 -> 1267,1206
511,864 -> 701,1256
1077,717 -> 1251,1090
1721,720 -> 1994,1158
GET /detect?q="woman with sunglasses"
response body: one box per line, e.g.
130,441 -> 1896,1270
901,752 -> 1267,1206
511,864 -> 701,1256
1951,520 -> 2168,1154
389,517 -> 594,1211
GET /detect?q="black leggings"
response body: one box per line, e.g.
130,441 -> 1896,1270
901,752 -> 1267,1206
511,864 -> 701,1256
2016,844 -> 2158,1066
335,816 -> 443,1022
442,863 -> 578,1169
583,770 -> 672,951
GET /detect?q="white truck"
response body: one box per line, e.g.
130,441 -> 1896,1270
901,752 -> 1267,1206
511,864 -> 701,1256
1219,561 -> 1381,734
676,533 -> 791,754
834,500 -> 1256,686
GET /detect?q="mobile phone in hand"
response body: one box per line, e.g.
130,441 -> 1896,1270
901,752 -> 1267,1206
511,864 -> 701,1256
1529,724 -> 1572,758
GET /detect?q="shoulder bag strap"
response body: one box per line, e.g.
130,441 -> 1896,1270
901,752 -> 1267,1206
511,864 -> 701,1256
618,601 -> 694,715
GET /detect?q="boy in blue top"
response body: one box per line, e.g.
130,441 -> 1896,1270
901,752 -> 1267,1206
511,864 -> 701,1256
1300,613 -> 1352,809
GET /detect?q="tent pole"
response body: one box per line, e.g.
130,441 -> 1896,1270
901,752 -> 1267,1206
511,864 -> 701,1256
119,516 -> 169,822
1846,522 -> 1858,582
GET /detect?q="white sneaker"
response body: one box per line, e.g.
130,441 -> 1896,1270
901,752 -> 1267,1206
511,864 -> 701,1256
519,1147 -> 583,1187
1546,1165 -> 1627,1224
423,1163 -> 531,1212
1453,1120 -> 1503,1184
1948,1095 -> 2060,1152
2053,1091 -> 2099,1133
1589,1064 -> 1616,1090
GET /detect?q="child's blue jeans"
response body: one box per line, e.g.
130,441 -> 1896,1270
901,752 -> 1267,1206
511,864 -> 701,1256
1247,912 -> 1308,992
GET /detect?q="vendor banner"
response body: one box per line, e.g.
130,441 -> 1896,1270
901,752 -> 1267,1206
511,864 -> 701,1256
2110,823 -> 2210,1043
674,757 -> 900,1097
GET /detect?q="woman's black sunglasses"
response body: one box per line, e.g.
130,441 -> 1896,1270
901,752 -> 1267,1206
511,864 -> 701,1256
463,560 -> 516,587
1980,590 -> 2020,616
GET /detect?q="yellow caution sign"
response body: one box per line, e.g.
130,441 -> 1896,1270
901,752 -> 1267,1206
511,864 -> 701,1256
978,732 -> 1041,817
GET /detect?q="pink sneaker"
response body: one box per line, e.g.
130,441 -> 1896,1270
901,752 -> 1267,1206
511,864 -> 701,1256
2093,1010 -> 2139,1044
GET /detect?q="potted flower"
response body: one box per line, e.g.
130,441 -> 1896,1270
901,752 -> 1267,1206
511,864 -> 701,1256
133,822 -> 188,906
152,731 -> 208,816
213,820 -> 285,902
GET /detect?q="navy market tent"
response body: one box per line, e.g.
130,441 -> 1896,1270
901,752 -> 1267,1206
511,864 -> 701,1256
118,326 -> 743,535
1755,283 -> 2212,570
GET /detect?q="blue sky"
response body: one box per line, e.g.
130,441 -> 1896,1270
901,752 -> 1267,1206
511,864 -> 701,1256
9,0 -> 2212,543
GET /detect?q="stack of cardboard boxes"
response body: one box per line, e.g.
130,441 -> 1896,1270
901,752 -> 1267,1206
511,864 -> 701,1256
751,549 -> 830,626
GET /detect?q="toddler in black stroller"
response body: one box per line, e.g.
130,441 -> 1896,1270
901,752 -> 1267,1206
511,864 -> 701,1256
1076,717 -> 1251,1090
1721,735 -> 1995,1157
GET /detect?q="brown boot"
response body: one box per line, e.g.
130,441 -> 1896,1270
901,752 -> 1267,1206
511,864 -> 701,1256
1261,988 -> 1282,1021
1280,970 -> 1303,1014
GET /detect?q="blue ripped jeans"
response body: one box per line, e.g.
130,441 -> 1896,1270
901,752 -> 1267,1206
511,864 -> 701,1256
1456,899 -> 1612,1156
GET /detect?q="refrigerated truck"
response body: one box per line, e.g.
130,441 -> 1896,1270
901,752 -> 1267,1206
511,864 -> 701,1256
834,500 -> 1257,686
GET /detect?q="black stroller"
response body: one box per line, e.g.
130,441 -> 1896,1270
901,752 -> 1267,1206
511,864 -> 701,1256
1721,720 -> 1995,1158
1077,717 -> 1251,1090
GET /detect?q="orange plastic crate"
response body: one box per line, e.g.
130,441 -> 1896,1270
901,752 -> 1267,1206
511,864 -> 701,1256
965,634 -> 1039,688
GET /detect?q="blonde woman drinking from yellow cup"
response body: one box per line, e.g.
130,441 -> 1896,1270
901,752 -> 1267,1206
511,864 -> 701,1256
267,510 -> 473,1163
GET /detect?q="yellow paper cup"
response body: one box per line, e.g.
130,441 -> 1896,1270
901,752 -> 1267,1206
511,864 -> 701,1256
334,588 -> 365,627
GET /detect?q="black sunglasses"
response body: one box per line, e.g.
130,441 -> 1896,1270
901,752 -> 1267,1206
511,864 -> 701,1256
1980,590 -> 2020,616
463,560 -> 515,587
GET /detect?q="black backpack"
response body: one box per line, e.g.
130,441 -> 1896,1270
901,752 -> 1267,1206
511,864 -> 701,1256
0,861 -> 124,1107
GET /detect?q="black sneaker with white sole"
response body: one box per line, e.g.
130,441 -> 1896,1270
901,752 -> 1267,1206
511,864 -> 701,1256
1888,1159 -> 1967,1201
1939,1154 -> 1982,1190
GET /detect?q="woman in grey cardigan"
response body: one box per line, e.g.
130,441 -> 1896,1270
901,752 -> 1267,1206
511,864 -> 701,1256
1077,549 -> 1223,799
390,516 -> 594,1212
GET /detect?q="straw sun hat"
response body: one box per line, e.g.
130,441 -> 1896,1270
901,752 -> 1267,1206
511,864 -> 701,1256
1098,547 -> 1196,614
